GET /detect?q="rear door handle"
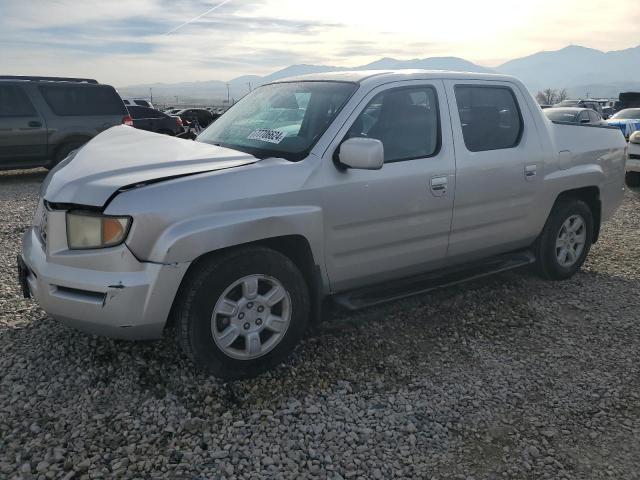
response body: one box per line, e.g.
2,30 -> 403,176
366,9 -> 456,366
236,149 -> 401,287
525,164 -> 537,179
28,121 -> 42,128
430,176 -> 448,196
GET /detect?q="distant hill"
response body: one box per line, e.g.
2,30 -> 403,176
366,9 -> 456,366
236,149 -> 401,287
496,45 -> 640,94
120,44 -> 640,104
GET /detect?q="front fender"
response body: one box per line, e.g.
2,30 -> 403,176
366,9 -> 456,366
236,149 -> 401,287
145,206 -> 325,266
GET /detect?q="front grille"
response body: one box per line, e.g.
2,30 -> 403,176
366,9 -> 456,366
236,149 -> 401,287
38,209 -> 48,246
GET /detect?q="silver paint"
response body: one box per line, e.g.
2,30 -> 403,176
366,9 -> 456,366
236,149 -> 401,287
22,70 -> 627,339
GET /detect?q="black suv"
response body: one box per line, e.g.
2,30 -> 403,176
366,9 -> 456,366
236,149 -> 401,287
127,106 -> 184,136
0,76 -> 130,170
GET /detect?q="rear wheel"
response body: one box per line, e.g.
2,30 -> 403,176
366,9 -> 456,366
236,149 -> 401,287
535,198 -> 594,280
175,247 -> 310,379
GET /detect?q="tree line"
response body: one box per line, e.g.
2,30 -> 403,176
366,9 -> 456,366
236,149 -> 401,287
536,88 -> 568,106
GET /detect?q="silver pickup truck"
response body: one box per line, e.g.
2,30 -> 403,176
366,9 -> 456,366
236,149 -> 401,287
19,71 -> 627,379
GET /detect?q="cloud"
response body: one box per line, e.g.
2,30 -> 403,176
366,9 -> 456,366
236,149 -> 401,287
165,0 -> 234,35
1,0 -> 639,86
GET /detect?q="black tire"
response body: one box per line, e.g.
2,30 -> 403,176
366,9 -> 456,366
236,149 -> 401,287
48,141 -> 84,169
626,171 -> 640,192
534,197 -> 594,280
175,246 -> 310,380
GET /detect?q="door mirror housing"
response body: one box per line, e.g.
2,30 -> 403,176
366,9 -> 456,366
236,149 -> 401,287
338,137 -> 384,170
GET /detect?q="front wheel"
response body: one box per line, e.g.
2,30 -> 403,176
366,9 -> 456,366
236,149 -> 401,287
175,247 -> 310,379
534,198 -> 594,280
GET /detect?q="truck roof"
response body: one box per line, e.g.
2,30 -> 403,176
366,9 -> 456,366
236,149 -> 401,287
271,69 -> 518,86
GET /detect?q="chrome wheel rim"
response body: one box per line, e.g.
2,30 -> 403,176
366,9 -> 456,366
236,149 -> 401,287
211,274 -> 291,360
555,214 -> 586,268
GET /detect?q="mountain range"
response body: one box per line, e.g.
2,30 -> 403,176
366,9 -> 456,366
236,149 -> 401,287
120,44 -> 640,103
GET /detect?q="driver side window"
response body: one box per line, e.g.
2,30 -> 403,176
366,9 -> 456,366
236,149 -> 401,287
345,86 -> 440,163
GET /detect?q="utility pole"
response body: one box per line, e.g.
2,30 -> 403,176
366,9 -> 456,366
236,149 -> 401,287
225,83 -> 230,103
247,82 -> 252,93
149,88 -> 153,103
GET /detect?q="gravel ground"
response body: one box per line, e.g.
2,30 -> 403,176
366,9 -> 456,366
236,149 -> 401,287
1,168 -> 639,480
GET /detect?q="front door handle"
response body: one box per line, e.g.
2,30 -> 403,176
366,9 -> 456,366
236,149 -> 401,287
28,121 -> 42,128
430,176 -> 448,196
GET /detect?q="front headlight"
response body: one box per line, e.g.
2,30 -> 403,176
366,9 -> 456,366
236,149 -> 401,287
66,212 -> 132,249
630,131 -> 640,145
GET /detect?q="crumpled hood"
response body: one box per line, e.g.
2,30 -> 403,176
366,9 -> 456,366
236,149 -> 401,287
43,125 -> 259,207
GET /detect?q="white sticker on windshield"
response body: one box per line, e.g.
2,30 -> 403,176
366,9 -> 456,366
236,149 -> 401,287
247,128 -> 286,144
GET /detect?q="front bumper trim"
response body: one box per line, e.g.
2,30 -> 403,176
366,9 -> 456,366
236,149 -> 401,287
21,227 -> 189,340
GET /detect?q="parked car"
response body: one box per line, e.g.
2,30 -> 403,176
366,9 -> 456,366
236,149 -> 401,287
0,76 -> 131,170
127,106 -> 183,136
601,106 -> 614,119
120,97 -> 154,109
626,131 -> 640,191
554,100 -> 581,108
544,107 -> 607,126
19,70 -> 626,379
174,108 -> 217,128
607,108 -> 640,139
580,99 -> 604,115
553,99 -> 603,115
163,108 -> 182,115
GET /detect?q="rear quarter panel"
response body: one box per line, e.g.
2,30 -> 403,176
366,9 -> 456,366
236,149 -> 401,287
542,121 -> 626,221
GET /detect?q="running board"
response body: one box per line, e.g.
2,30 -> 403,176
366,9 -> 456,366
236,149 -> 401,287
332,249 -> 535,311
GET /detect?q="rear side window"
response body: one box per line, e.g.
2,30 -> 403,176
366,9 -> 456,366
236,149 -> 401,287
39,85 -> 126,116
0,85 -> 37,117
588,110 -> 601,123
346,86 -> 440,162
455,85 -> 522,152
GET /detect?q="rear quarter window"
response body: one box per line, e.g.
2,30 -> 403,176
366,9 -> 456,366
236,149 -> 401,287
0,85 -> 37,117
455,85 -> 523,152
39,85 -> 127,116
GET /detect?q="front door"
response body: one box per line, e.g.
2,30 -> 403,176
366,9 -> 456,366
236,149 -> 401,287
321,80 -> 456,292
443,80 -> 542,263
0,85 -> 47,166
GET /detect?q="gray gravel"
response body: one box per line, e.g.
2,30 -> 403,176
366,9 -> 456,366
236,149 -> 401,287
1,168 -> 639,479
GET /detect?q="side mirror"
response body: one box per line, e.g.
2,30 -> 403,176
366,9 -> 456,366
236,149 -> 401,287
338,137 -> 384,170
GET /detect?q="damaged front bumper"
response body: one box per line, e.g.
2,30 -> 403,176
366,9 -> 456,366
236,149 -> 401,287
20,226 -> 189,339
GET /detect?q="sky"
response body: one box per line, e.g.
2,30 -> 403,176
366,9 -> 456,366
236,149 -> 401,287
1,0 -> 638,86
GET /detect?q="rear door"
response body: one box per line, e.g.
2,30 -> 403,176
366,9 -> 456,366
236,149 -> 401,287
322,80 -> 456,291
0,84 -> 48,165
37,84 -> 127,136
444,80 -> 542,262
